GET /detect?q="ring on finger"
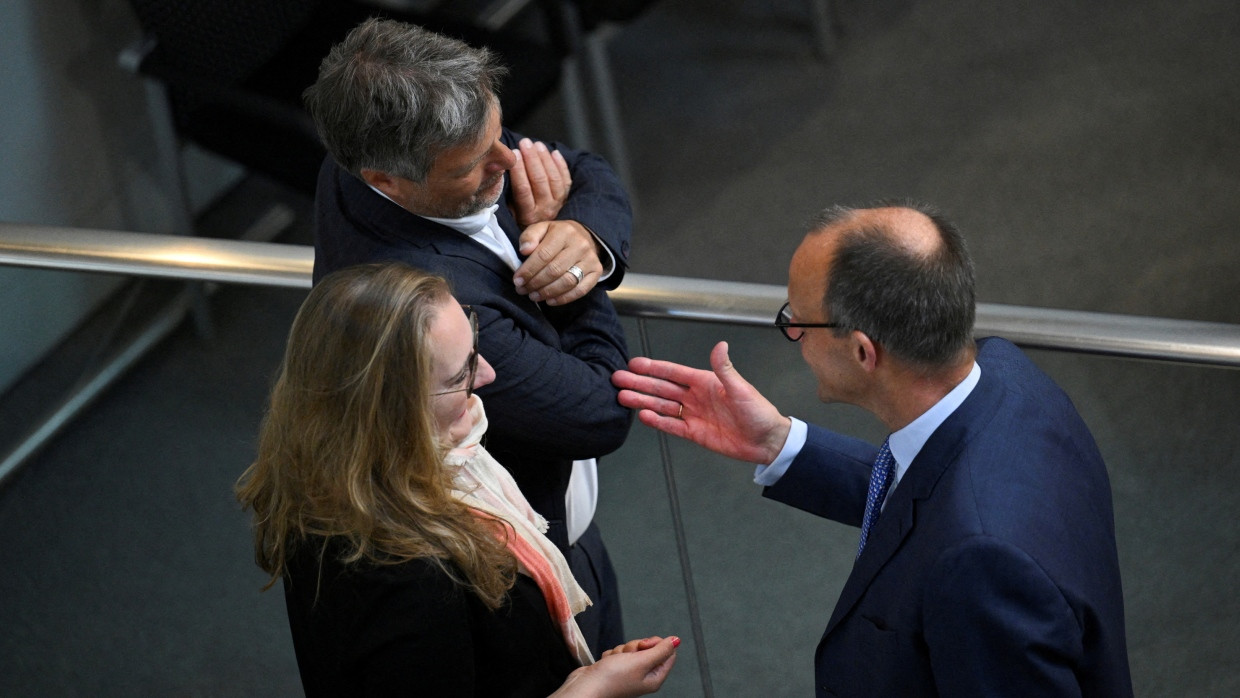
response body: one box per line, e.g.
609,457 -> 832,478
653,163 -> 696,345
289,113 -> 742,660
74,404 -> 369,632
567,265 -> 585,285
677,404 -> 684,419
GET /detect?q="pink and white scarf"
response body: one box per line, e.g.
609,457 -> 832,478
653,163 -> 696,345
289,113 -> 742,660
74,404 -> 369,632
445,396 -> 594,666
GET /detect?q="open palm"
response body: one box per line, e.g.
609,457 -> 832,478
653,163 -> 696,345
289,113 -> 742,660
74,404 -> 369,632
612,342 -> 791,465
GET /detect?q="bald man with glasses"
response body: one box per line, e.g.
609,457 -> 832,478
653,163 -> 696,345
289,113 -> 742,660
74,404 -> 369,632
613,202 -> 1132,697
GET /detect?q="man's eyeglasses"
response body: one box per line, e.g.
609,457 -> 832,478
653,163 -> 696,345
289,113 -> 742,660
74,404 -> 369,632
432,306 -> 479,398
774,301 -> 840,342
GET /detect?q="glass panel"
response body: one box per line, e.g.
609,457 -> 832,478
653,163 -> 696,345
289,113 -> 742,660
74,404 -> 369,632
1025,349 -> 1240,696
600,317 -> 1240,696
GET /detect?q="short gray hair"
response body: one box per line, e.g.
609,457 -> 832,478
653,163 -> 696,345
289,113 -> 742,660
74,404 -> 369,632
806,200 -> 976,367
303,18 -> 507,181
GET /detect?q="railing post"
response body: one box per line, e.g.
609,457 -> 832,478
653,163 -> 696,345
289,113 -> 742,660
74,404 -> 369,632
636,317 -> 714,697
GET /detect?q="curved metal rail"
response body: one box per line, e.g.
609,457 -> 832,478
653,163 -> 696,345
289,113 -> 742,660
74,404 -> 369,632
4,222 -> 1240,367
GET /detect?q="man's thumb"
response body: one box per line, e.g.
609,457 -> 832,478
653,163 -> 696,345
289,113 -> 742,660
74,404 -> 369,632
710,341 -> 735,378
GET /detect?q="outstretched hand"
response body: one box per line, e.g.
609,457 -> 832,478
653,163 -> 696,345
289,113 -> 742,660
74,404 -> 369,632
612,342 -> 792,465
549,636 -> 679,698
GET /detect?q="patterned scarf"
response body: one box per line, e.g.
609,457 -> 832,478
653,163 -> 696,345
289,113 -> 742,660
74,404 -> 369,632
445,396 -> 595,666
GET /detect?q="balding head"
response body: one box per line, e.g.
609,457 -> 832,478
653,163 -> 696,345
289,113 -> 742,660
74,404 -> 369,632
792,201 -> 976,367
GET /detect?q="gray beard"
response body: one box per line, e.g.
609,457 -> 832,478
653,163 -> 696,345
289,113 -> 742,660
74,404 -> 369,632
448,180 -> 504,219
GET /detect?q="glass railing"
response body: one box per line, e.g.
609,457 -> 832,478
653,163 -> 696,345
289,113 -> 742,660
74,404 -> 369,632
602,317 -> 1240,696
3,223 -> 1238,696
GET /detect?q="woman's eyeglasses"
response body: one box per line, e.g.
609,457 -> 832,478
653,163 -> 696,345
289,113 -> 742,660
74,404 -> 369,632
432,306 -> 479,397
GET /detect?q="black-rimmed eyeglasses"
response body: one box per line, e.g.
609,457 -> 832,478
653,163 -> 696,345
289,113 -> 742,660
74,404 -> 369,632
775,301 -> 840,342
432,306 -> 479,398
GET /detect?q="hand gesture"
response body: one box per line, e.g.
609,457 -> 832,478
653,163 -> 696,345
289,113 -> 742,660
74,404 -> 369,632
550,636 -> 679,698
612,342 -> 792,465
513,220 -> 604,306
509,138 -> 571,226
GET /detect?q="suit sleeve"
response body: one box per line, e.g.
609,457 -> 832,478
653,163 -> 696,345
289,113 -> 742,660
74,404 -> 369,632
502,129 -> 632,289
762,424 -> 875,525
923,536 -> 1085,697
472,284 -> 632,460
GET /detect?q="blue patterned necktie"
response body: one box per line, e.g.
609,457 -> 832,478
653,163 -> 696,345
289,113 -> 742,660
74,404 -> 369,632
857,438 -> 896,558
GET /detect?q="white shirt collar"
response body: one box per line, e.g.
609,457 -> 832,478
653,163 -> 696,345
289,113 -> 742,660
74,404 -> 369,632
887,361 -> 982,491
366,183 -> 519,271
422,204 -> 500,236
366,182 -> 496,233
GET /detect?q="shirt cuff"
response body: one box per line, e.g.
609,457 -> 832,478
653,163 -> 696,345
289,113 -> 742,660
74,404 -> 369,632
584,227 -> 616,282
753,417 -> 807,486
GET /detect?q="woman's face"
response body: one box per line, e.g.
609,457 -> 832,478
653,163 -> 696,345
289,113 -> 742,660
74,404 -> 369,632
427,297 -> 495,444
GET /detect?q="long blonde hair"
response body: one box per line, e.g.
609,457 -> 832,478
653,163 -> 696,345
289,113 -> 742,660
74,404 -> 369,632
236,263 -> 515,607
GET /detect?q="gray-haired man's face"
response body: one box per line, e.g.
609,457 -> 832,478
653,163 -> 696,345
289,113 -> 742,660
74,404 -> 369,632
401,103 -> 515,218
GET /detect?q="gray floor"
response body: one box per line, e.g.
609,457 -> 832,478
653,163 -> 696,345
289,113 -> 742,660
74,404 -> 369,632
3,0 -> 1239,695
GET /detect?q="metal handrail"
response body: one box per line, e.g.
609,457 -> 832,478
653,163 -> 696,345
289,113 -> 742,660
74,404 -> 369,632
4,222 -> 1240,367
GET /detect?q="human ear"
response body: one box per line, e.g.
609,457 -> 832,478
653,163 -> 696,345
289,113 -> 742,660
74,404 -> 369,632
852,331 -> 879,373
360,169 -> 402,199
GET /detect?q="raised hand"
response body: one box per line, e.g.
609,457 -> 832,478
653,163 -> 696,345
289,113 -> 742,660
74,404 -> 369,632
612,341 -> 792,465
508,138 -> 572,226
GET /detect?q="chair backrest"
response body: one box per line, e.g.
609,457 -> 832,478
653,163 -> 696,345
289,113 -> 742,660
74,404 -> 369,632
126,0 -> 322,85
122,0 -> 566,195
573,0 -> 659,29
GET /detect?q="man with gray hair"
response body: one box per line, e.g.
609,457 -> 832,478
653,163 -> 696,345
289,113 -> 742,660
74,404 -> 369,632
306,17 -> 632,653
613,202 -> 1132,695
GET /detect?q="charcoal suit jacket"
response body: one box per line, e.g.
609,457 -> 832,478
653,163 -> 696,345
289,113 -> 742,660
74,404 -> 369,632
765,337 -> 1133,697
312,130 -> 633,551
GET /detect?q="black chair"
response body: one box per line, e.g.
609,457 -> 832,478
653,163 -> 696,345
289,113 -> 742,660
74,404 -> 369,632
120,0 -> 567,198
542,0 -> 657,194
451,0 -> 659,195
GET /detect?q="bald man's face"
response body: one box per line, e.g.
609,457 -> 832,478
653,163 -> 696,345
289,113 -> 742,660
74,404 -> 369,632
787,231 -> 860,404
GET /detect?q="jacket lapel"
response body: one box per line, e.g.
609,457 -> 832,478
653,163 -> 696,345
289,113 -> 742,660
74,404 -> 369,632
821,355 -> 1006,639
823,482 -> 918,636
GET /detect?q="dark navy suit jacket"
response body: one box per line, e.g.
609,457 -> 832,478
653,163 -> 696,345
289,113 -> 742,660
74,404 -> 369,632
312,130 -> 633,550
765,338 -> 1133,697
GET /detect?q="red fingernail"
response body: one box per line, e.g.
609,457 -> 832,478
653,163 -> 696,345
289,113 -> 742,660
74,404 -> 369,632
671,636 -> 681,648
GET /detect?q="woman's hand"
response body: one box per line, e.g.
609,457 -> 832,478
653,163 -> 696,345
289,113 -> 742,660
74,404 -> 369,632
549,635 -> 680,698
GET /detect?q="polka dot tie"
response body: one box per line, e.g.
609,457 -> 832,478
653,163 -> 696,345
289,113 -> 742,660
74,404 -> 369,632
857,438 -> 895,558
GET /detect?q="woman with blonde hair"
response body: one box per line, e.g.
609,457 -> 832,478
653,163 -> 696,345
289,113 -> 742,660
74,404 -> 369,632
236,263 -> 676,697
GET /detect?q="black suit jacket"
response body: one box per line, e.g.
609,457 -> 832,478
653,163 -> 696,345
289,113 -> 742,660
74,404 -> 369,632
766,338 -> 1133,697
283,539 -> 577,697
313,130 -> 633,550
